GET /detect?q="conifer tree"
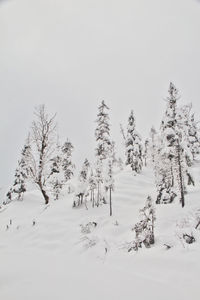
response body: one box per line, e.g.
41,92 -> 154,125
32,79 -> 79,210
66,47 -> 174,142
76,159 -> 90,206
7,141 -> 31,202
50,140 -> 74,201
156,83 -> 180,204
49,145 -> 63,200
177,104 -> 194,167
61,140 -> 74,182
149,127 -> 157,165
95,100 -> 111,161
94,100 -> 111,206
188,113 -> 200,159
79,159 -> 90,182
95,158 -> 103,206
129,196 -> 156,251
143,139 -> 149,167
88,169 -> 97,207
125,110 -> 143,173
110,141 -> 117,166
104,159 -> 114,216
156,83 -> 194,207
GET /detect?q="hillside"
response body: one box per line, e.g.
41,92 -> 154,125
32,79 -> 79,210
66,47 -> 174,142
0,164 -> 199,300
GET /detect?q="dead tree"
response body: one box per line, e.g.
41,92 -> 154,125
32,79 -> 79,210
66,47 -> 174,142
29,105 -> 57,204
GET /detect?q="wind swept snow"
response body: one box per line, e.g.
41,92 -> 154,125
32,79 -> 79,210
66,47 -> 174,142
0,166 -> 199,300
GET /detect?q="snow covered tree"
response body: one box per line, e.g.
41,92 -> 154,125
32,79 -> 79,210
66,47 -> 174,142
88,169 -> 97,208
156,83 -> 195,207
79,159 -> 90,182
117,157 -> 124,171
176,104 -> 194,167
125,110 -> 143,173
143,139 -> 149,167
94,100 -> 112,206
76,159 -> 90,206
110,141 -> 118,166
49,146 -> 63,201
61,140 -> 74,182
50,140 -> 74,201
95,100 -> 111,161
135,195 -> 156,247
149,126 -> 157,165
6,140 -> 31,202
188,112 -> 200,159
95,158 -> 103,206
104,159 -> 114,216
28,105 -> 57,204
156,83 -> 180,204
128,196 -> 156,252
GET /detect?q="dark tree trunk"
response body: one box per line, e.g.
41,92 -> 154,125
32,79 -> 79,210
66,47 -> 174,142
177,142 -> 185,208
97,182 -> 100,207
109,187 -> 112,216
40,187 -> 49,204
92,190 -> 95,208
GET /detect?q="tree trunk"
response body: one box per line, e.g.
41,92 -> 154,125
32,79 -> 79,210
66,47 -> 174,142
97,182 -> 100,207
40,187 -> 49,204
109,187 -> 112,216
92,190 -> 95,208
177,142 -> 185,208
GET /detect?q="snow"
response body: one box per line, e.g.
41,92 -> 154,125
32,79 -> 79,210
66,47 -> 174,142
0,165 -> 200,299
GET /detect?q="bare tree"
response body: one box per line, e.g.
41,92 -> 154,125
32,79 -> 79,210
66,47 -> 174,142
29,105 -> 57,204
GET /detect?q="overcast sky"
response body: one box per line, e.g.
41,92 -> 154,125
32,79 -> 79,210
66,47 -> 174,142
0,0 -> 200,190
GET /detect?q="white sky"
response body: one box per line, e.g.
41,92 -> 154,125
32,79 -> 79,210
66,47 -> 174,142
0,0 -> 200,189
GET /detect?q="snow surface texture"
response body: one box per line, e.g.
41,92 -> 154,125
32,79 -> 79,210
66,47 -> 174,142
0,165 -> 200,300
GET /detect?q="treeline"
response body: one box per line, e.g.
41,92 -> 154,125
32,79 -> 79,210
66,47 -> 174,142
4,83 -> 200,216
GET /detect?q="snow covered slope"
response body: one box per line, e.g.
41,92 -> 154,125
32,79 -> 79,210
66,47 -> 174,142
0,165 -> 199,300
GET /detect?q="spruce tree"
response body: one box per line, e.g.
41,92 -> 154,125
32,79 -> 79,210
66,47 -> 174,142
156,83 -> 194,207
49,145 -> 63,200
7,141 -> 31,202
157,83 -> 180,204
188,113 -> 200,159
95,158 -> 103,206
125,110 -> 143,173
61,140 -> 74,182
88,169 -> 97,207
129,196 -> 156,251
76,159 -> 90,206
104,159 -> 114,216
143,139 -> 149,167
95,100 -> 111,161
94,100 -> 111,206
50,140 -> 74,200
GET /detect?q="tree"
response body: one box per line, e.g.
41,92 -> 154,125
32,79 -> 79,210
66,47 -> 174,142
95,158 -> 103,206
49,145 -> 63,201
6,140 -> 31,202
188,112 -> 200,160
28,105 -> 57,204
125,110 -> 143,173
156,83 -> 194,207
88,169 -> 97,208
76,159 -> 90,206
95,100 -> 111,161
61,140 -> 74,182
128,196 -> 156,252
50,140 -> 74,201
94,100 -> 111,206
156,83 -> 180,204
104,159 -> 114,216
143,139 -> 149,167
110,140 -> 118,166
136,196 -> 156,247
